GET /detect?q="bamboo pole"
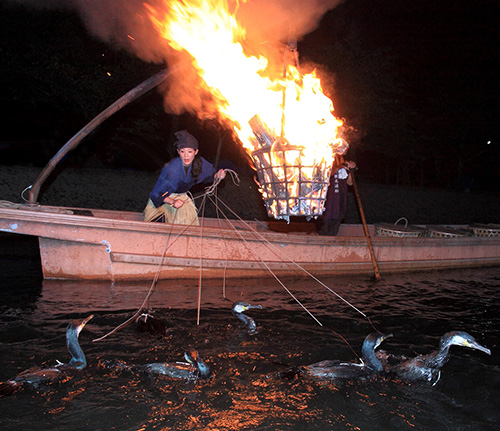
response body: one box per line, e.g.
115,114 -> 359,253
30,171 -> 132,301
350,171 -> 382,280
28,65 -> 184,204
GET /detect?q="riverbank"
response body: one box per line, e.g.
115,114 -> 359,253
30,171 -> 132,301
1,165 -> 499,225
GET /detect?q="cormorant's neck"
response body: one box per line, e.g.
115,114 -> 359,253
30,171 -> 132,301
235,313 -> 257,333
361,343 -> 383,371
66,330 -> 86,369
425,344 -> 452,369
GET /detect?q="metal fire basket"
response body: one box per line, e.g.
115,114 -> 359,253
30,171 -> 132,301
251,143 -> 332,222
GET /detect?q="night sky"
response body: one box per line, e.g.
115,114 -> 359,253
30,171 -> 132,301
1,0 -> 499,190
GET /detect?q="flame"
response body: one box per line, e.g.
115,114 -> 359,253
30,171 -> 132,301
145,0 -> 345,219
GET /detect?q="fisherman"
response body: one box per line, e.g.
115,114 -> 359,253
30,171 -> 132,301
144,130 -> 226,225
317,141 -> 356,236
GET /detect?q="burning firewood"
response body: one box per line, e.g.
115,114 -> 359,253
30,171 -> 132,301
249,115 -> 333,222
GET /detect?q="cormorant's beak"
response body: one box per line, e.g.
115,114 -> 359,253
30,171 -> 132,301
467,340 -> 491,355
79,314 -> 93,330
246,304 -> 263,310
74,314 -> 93,336
375,333 -> 393,349
81,314 -> 94,326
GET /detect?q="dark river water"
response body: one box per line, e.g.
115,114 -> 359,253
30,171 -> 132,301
0,234 -> 499,430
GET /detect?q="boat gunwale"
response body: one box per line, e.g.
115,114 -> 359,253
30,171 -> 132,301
2,205 -> 500,248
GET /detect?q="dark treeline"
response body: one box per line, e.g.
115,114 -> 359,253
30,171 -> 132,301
1,1 -> 498,191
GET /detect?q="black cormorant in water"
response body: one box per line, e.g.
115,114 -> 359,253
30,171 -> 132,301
232,301 -> 263,335
302,332 -> 393,380
135,311 -> 168,337
105,350 -> 212,382
0,314 -> 93,397
377,331 -> 491,385
140,349 -> 212,381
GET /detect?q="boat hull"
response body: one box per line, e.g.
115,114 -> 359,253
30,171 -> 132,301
1,205 -> 500,281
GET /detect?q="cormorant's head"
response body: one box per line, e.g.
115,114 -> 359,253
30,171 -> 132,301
231,301 -> 263,315
231,301 -> 262,335
184,349 -> 199,365
135,312 -> 167,336
362,332 -> 393,351
184,349 -> 212,379
67,314 -> 94,338
441,331 -> 491,355
136,312 -> 151,324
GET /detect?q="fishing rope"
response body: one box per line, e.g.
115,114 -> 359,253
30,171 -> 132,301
205,189 -> 383,338
192,169 -> 240,303
195,192 -> 208,325
93,196 -> 200,341
212,194 -> 385,337
193,172 -> 236,323
330,329 -> 365,365
204,184 -> 230,299
93,167 -> 375,340
214,192 -> 382,338
204,170 -> 240,299
94,170 -> 240,339
205,169 -> 240,194
192,169 -> 243,321
208,194 -> 368,319
194,170 -> 323,325
204,194 -> 324,326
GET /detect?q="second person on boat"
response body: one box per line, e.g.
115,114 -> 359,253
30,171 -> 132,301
144,130 -> 226,225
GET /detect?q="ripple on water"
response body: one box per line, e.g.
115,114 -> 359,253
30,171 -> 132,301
0,267 -> 499,430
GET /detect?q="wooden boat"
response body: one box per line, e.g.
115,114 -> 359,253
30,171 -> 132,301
2,71 -> 499,281
1,202 -> 499,281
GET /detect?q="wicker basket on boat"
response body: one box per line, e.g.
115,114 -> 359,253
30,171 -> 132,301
251,144 -> 331,222
469,224 -> 500,237
374,222 -> 425,238
425,225 -> 470,238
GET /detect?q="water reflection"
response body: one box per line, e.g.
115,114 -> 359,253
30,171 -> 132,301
0,268 -> 499,430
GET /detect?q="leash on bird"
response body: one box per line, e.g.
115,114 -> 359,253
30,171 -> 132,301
93,168 -> 381,341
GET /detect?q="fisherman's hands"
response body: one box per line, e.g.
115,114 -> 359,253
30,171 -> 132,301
163,196 -> 185,208
346,160 -> 357,170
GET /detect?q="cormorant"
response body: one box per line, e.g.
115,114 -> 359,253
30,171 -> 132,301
232,301 -> 263,335
302,332 -> 393,380
140,349 -> 212,381
379,331 -> 491,385
0,314 -> 93,397
135,311 -> 168,337
104,350 -> 212,382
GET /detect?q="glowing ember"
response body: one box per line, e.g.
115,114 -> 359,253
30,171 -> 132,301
145,0 -> 347,220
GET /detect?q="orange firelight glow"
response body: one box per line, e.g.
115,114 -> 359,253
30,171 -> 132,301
145,0 -> 346,219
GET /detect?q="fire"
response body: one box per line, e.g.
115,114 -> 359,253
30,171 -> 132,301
145,0 -> 346,220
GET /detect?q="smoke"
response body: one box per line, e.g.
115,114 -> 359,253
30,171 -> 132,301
7,0 -> 344,117
238,0 -> 344,44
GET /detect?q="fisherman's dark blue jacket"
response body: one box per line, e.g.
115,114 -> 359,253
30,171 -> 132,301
149,156 -> 216,207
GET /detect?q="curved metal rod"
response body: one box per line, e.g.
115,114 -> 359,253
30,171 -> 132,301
28,65 -> 183,204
